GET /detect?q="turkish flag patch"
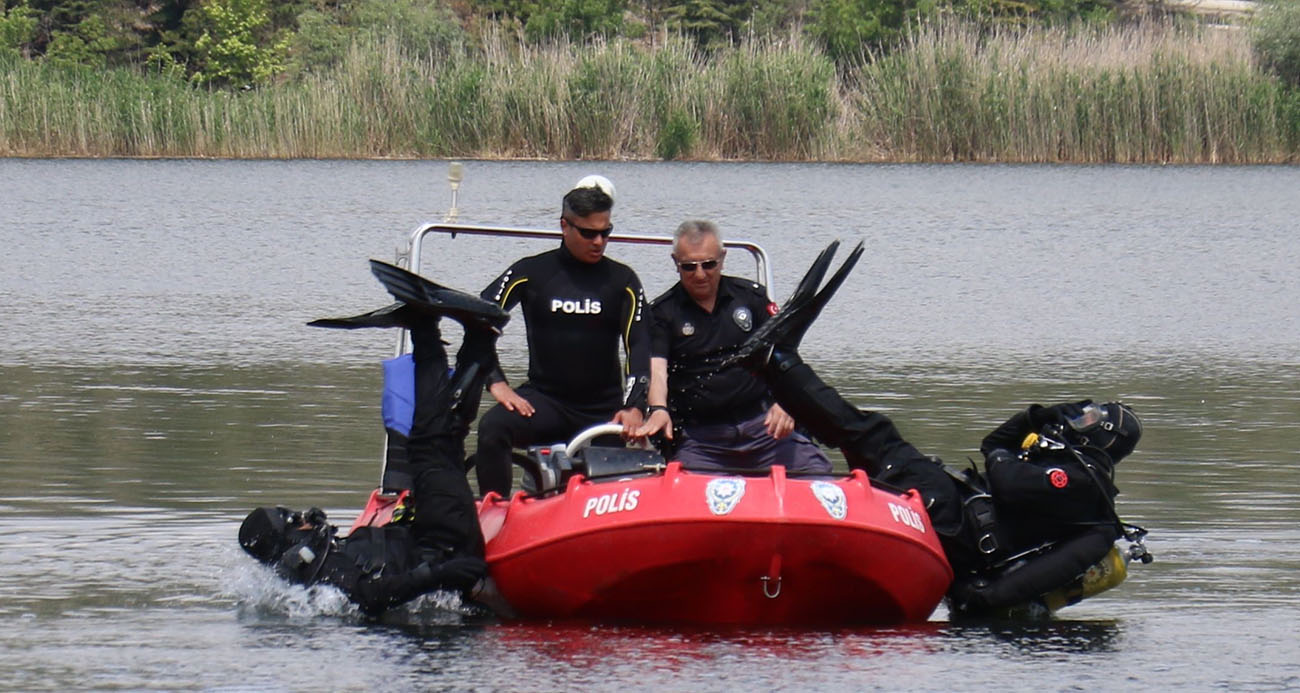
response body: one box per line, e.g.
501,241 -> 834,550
1047,468 -> 1069,489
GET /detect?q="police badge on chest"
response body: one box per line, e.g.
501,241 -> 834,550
732,307 -> 753,332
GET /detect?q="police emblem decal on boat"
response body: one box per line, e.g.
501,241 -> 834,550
706,478 -> 746,515
681,322 -> 695,336
811,481 -> 847,520
733,307 -> 753,332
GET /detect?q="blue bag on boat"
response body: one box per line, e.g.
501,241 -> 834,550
382,354 -> 415,436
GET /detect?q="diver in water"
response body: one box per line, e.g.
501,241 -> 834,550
721,241 -> 1147,616
945,398 -> 1147,616
238,261 -> 509,616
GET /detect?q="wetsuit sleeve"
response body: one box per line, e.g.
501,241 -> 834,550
480,260 -> 530,386
980,407 -> 1039,458
981,401 -> 1095,458
621,271 -> 651,411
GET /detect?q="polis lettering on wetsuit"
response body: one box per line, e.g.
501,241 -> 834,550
550,298 -> 602,314
482,246 -> 650,410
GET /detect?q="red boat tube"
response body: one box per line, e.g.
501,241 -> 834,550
477,462 -> 953,626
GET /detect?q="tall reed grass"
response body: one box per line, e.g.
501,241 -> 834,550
846,21 -> 1300,162
1,21 -> 1296,162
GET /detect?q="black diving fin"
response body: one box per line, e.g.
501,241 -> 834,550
308,302 -> 417,329
725,240 -> 865,368
781,239 -> 841,315
368,260 -> 510,333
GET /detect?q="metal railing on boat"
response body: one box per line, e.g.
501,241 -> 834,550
373,164 -> 776,485
392,222 -> 776,356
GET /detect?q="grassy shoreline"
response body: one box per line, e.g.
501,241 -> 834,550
4,21 -> 1298,163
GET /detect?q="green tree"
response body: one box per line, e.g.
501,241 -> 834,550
524,0 -> 626,42
745,0 -> 808,40
0,2 -> 39,58
14,0 -> 150,65
287,0 -> 465,75
663,0 -> 750,47
948,0 -> 1116,24
43,11 -> 126,66
806,0 -> 917,63
187,0 -> 289,86
351,0 -> 464,56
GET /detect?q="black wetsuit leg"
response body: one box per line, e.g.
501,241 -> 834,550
759,353 -> 966,555
408,325 -> 495,561
473,386 -> 611,497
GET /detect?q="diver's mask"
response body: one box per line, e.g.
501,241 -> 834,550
1064,402 -> 1143,462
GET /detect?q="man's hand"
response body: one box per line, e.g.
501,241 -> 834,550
489,381 -> 534,417
764,402 -> 795,439
612,406 -> 645,439
633,408 -> 674,442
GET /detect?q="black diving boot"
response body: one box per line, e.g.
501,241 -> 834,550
725,240 -> 865,370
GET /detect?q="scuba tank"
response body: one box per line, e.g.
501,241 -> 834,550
1040,544 -> 1129,612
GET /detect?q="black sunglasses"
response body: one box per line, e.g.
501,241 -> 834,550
677,259 -> 720,272
565,218 -> 614,240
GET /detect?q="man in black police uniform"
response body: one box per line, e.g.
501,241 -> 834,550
635,220 -> 830,472
472,175 -> 650,497
239,263 -> 510,615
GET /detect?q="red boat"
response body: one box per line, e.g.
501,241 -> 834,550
351,220 -> 952,625
473,424 -> 953,626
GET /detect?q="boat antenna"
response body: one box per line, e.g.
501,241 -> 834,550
445,161 -> 464,223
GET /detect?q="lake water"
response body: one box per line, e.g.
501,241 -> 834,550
2,159 -> 1298,690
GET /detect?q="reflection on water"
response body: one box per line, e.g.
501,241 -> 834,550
2,160 -> 1299,690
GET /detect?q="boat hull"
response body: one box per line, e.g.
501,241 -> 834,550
478,463 -> 952,625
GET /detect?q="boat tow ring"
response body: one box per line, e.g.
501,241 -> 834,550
761,554 -> 783,598
760,576 -> 782,599
565,423 -> 651,460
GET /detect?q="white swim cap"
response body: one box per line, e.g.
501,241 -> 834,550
572,174 -> 615,201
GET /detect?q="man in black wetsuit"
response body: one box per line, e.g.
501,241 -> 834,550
636,220 -> 830,472
239,262 -> 511,616
472,175 -> 651,497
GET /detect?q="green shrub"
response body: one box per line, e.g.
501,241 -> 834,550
1253,0 -> 1300,87
656,106 -> 699,158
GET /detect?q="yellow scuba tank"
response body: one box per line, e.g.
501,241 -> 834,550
1041,545 -> 1129,612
